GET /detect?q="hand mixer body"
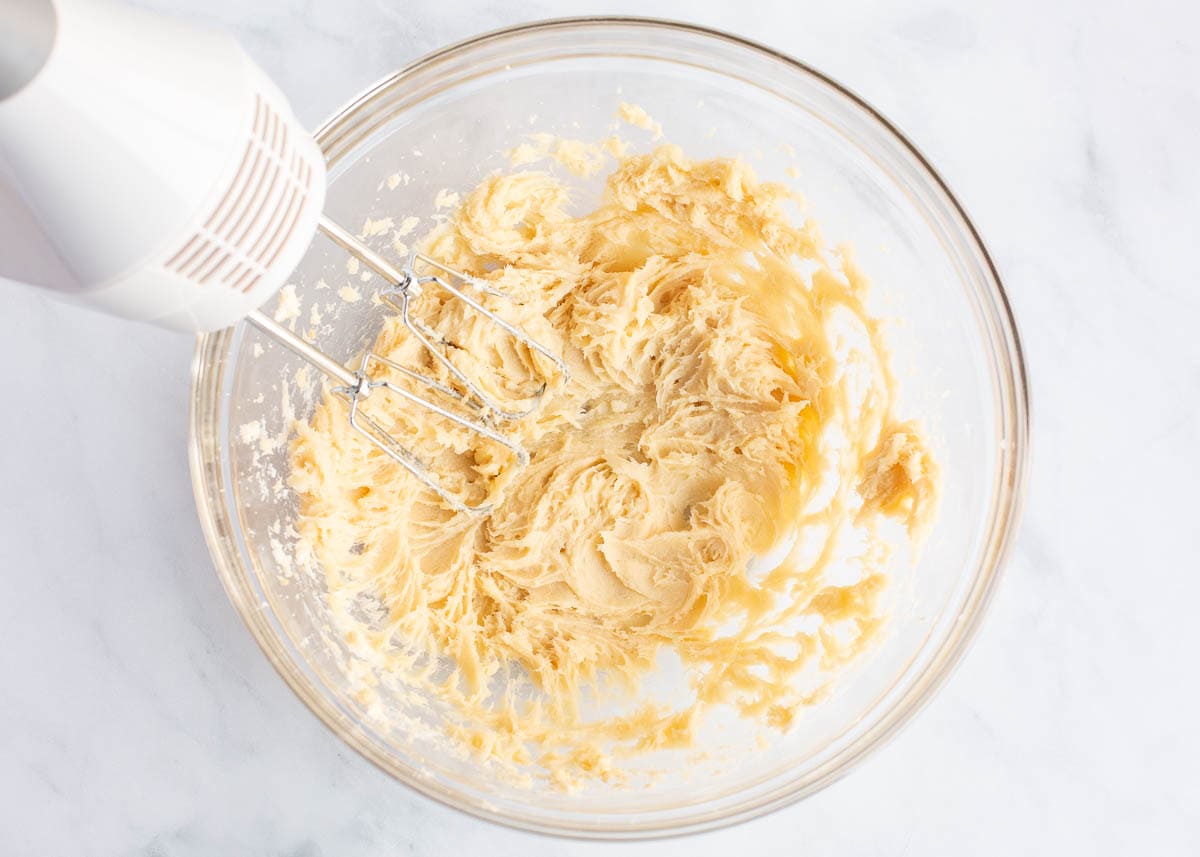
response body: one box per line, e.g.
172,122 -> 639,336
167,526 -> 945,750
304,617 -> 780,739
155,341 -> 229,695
0,0 -> 327,331
0,0 -> 569,513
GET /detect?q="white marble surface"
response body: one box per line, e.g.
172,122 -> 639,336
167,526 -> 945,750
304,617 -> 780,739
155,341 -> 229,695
2,0 -> 1198,853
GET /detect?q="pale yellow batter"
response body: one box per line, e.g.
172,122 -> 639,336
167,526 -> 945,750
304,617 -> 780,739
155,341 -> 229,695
290,141 -> 938,788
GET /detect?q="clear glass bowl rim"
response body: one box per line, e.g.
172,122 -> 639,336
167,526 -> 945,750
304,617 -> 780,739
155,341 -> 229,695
188,15 -> 1030,840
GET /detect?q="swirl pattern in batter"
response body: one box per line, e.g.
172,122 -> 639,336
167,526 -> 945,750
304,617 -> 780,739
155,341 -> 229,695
290,142 -> 938,788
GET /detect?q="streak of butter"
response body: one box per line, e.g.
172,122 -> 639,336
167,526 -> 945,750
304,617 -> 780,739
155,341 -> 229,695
434,189 -> 460,210
273,284 -> 300,324
238,420 -> 262,446
857,421 -> 939,540
508,133 -> 627,177
395,216 -> 420,237
360,216 -> 394,238
290,143 -> 938,789
385,171 -> 412,190
617,102 -> 663,139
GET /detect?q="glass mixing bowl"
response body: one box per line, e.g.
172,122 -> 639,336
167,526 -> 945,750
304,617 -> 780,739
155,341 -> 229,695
189,18 -> 1028,838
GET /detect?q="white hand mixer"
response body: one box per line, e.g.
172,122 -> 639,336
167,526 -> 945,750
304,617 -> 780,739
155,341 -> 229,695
0,0 -> 568,514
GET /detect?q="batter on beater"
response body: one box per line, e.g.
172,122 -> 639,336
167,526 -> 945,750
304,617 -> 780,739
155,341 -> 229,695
290,139 -> 938,788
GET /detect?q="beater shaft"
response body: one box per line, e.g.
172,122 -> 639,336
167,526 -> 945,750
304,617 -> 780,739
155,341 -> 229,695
247,309 -> 356,388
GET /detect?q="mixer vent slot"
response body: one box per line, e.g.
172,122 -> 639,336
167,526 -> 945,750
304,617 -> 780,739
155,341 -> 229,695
163,94 -> 316,294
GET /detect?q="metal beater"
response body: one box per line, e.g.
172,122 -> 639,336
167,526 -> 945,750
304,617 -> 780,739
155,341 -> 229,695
249,217 -> 568,514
